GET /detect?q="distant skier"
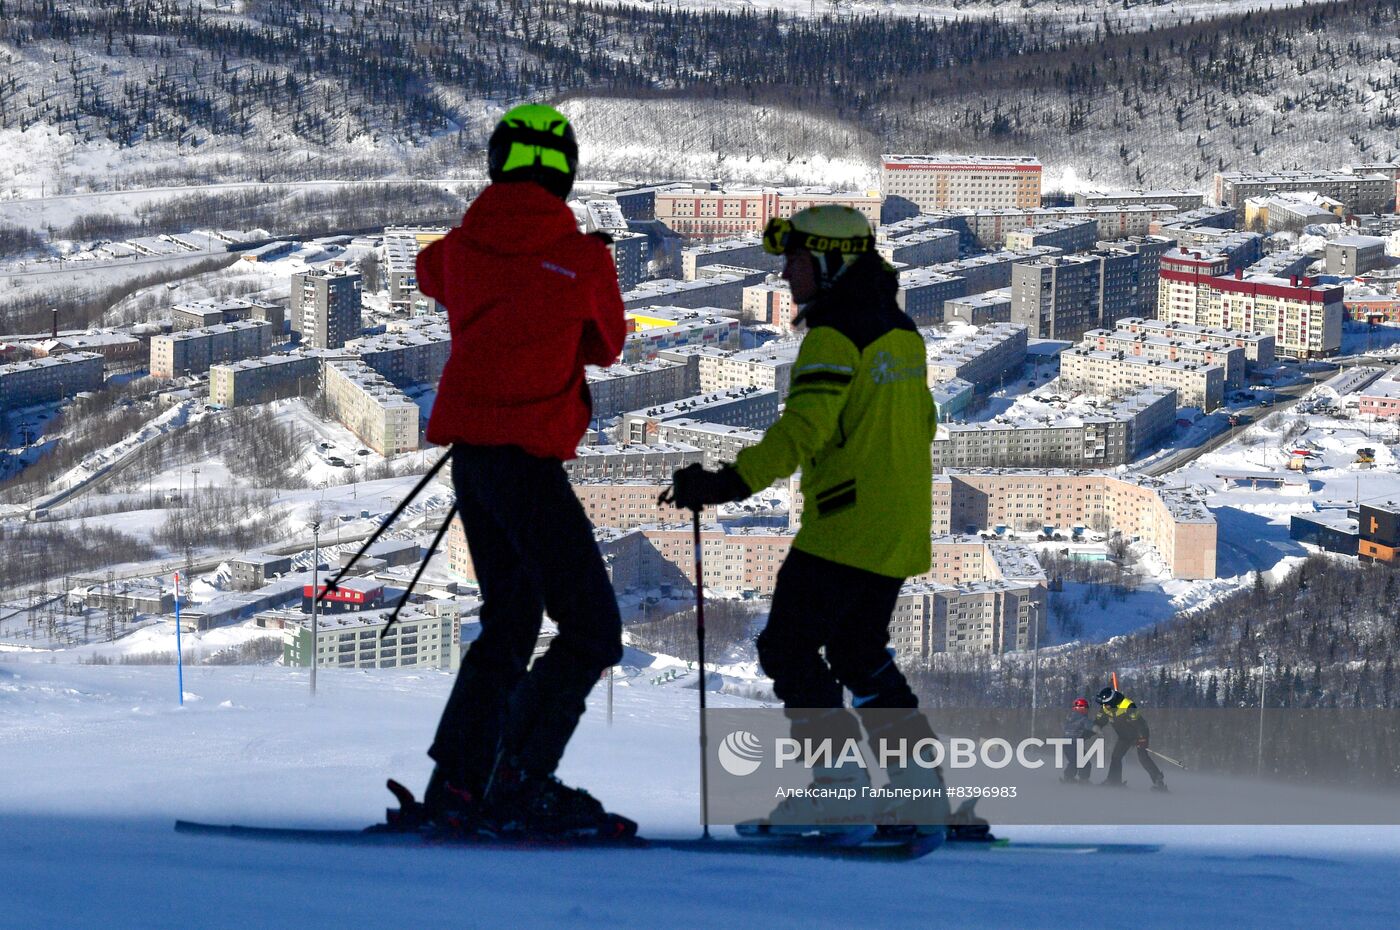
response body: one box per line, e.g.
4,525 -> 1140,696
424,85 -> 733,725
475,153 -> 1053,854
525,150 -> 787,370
664,206 -> 948,837
1060,697 -> 1097,783
416,104 -> 629,837
1094,686 -> 1167,791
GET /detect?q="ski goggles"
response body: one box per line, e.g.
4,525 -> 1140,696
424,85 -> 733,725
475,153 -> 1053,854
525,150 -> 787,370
762,217 -> 873,257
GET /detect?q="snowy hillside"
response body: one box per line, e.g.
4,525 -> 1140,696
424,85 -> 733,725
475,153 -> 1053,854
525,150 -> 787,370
3,661 -> 1399,928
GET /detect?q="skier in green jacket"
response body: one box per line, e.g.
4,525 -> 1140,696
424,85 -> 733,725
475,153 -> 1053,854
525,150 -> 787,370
665,205 -> 949,839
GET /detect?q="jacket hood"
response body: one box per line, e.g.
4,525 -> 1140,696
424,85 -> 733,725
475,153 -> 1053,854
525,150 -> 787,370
458,181 -> 580,256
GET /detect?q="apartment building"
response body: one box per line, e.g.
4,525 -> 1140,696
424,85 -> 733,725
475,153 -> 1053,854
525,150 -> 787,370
1010,254 -> 1104,340
1325,236 -> 1388,276
696,340 -> 801,399
879,155 -> 1043,212
564,442 -> 704,481
899,269 -> 970,325
651,418 -> 766,469
623,271 -> 762,312
586,358 -> 694,420
1213,170 -> 1393,214
925,323 -> 1028,392
891,580 -> 1046,658
350,319 -> 452,388
622,309 -> 741,362
1059,347 -> 1226,411
1075,189 -> 1205,212
322,360 -> 420,456
291,269 -> 362,348
619,387 -> 778,444
681,235 -> 780,280
654,187 -> 880,241
740,281 -> 795,329
933,469 -> 1217,579
943,290 -> 1013,326
1115,316 -> 1276,368
931,387 -> 1177,469
29,332 -> 143,369
926,246 -> 1062,294
876,227 -> 961,267
382,227 -> 449,310
1004,218 -> 1099,254
282,609 -> 459,670
1081,326 -> 1246,390
572,480 -> 721,530
1358,366 -> 1400,419
172,297 -> 285,333
928,204 -> 1180,249
209,352 -> 323,407
150,320 -> 274,378
0,352 -> 104,411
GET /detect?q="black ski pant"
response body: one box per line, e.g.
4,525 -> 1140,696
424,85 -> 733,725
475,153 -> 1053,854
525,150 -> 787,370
756,548 -> 931,750
1106,735 -> 1164,785
428,444 -> 621,792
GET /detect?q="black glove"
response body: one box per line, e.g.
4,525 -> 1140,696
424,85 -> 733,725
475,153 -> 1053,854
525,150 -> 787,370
588,231 -> 615,245
661,463 -> 750,511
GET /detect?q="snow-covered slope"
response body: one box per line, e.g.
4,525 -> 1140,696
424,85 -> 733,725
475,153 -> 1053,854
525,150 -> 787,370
2,662 -> 1397,928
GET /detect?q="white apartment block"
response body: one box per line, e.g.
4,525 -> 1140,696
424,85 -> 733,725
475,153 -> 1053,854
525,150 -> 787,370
891,580 -> 1046,658
150,320 -> 274,378
651,418 -> 766,469
681,235 -> 780,280
0,352 -> 104,411
281,609 -> 459,670
210,352 -> 323,407
654,187 -> 880,241
928,205 -> 1180,249
618,387 -> 779,444
322,360 -> 420,455
933,470 -> 1218,579
1004,218 -> 1099,253
1113,316 -> 1274,368
925,323 -> 1029,392
1059,347 -> 1226,411
350,319 -> 451,387
564,442 -> 704,481
572,480 -> 720,530
1075,189 -> 1205,212
741,281 -> 796,330
880,155 -> 1043,211
1081,326 -> 1246,390
696,340 -> 801,399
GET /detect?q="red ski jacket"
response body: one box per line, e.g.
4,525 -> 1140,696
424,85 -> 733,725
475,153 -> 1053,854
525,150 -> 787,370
420,182 -> 627,460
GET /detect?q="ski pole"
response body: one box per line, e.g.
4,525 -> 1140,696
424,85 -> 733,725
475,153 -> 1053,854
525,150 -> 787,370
1146,748 -> 1188,769
692,508 -> 711,841
316,450 -> 451,607
378,505 -> 456,641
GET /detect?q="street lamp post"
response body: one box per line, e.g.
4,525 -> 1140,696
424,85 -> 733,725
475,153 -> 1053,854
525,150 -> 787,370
310,521 -> 321,697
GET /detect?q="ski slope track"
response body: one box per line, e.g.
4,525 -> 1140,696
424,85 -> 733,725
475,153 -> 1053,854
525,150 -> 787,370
1,663 -> 1396,928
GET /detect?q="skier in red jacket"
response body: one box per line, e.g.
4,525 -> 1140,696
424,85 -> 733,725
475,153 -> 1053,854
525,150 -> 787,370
416,104 -> 629,838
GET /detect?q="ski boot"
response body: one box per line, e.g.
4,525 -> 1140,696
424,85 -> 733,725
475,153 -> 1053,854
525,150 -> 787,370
874,760 -> 950,848
482,758 -> 636,841
1151,778 -> 1170,794
736,765 -> 877,846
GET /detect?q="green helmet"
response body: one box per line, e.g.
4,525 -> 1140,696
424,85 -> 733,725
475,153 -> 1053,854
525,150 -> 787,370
762,205 -> 875,289
488,103 -> 579,199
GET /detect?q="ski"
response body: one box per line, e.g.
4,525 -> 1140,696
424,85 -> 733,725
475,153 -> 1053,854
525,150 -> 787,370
174,821 -> 1160,858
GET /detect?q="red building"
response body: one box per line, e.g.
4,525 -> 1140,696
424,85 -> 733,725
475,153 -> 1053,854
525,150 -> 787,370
302,578 -> 385,613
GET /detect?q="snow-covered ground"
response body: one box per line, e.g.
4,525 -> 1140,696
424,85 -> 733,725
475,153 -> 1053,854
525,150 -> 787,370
2,661 -> 1397,928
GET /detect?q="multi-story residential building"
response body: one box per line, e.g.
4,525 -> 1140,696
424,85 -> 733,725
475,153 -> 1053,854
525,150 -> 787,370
696,341 -> 801,399
322,360 -> 420,455
879,155 -> 1043,213
1113,317 -> 1275,368
899,269 -> 970,325
933,470 -> 1217,579
564,442 -> 704,481
291,269 -> 362,348
209,352 -> 323,407
229,553 -> 293,592
681,235 -> 780,280
925,323 -> 1028,392
1213,170 -> 1393,214
891,580 -> 1046,658
1004,218 -> 1099,254
877,212 -> 962,241
349,319 -> 452,388
0,352 -> 104,411
926,204 -> 1180,249
741,281 -> 795,329
654,187 -> 880,241
1326,236 -> 1388,276
651,418 -> 766,469
608,231 -> 652,291
1010,255 -> 1104,340
623,271 -> 762,312
933,378 -> 976,419
382,227 -> 449,310
622,308 -> 741,362
875,227 -> 961,267
931,387 -> 1176,469
943,290 -> 1013,326
1081,327 -> 1246,390
572,481 -> 721,530
1156,228 -> 1263,272
1075,189 -> 1205,212
281,608 -> 460,670
1157,259 -> 1343,358
1097,237 -> 1176,318
28,332 -> 143,369
1059,347 -> 1226,411
586,358 -> 694,420
172,297 -> 285,333
618,387 -> 779,444
1247,249 -> 1315,280
926,246 -> 1062,294
1243,195 -> 1343,233
149,321 -> 274,378
1358,366 -> 1400,419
